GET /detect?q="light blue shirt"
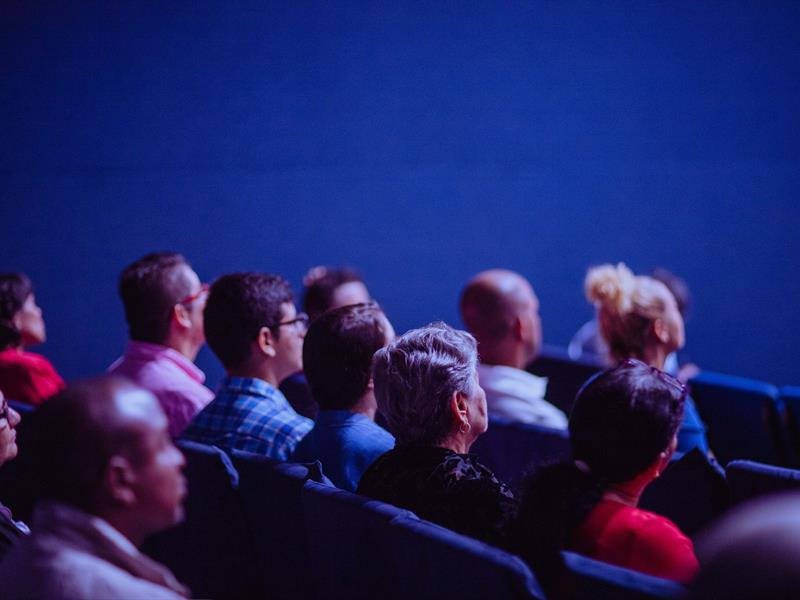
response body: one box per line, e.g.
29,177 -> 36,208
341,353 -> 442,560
292,410 -> 394,491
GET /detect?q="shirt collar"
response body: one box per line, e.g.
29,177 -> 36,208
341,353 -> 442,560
220,375 -> 287,404
124,341 -> 206,384
477,362 -> 548,395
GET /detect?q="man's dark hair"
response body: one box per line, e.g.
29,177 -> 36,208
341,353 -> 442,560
0,272 -> 33,349
302,267 -> 364,321
204,272 -> 294,370
118,252 -> 194,344
27,377 -> 150,512
303,302 -> 389,410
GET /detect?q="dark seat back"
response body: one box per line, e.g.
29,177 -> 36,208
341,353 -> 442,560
143,440 -> 261,599
528,345 -> 602,415
562,552 -> 685,599
688,372 -> 785,466
301,480 -> 414,600
779,386 -> 800,467
389,515 -> 545,600
231,450 -> 325,600
639,448 -> 728,538
726,459 -> 800,506
470,417 -> 571,490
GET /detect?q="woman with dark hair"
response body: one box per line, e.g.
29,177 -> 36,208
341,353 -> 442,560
512,359 -> 698,592
357,322 -> 514,546
0,273 -> 64,405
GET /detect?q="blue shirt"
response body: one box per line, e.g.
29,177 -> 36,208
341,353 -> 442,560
677,396 -> 709,456
182,376 -> 312,460
292,410 -> 395,491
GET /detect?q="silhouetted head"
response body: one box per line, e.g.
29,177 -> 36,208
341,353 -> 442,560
303,302 -> 394,411
302,266 -> 370,321
372,322 -> 486,451
460,269 -> 541,368
29,377 -> 186,544
585,263 -> 684,364
204,272 -> 306,384
0,273 -> 46,350
118,252 -> 207,358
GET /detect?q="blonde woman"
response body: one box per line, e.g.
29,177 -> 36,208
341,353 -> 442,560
584,263 -> 709,456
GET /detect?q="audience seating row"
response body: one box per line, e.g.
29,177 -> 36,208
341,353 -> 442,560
528,347 -> 800,468
147,441 -> 688,599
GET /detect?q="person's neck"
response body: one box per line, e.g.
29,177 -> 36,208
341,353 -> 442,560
161,335 -> 200,362
602,473 -> 654,508
641,346 -> 668,371
479,342 -> 528,370
96,510 -> 147,549
227,360 -> 282,388
437,432 -> 472,455
349,393 -> 377,421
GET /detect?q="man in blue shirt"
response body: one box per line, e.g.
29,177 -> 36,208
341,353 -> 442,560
292,302 -> 395,490
182,273 -> 312,460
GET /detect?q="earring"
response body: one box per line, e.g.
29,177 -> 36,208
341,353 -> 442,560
459,421 -> 471,435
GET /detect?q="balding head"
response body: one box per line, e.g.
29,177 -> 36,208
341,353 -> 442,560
29,376 -> 186,543
459,269 -> 541,368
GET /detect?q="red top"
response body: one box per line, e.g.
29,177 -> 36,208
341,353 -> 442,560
0,348 -> 65,405
571,498 -> 699,583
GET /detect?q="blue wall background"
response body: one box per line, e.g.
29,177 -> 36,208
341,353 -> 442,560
2,1 -> 799,388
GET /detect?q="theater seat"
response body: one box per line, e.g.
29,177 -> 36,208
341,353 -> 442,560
726,459 -> 800,506
301,481 -> 416,600
389,516 -> 544,600
230,451 -> 326,600
688,372 -> 785,466
143,441 -> 261,599
528,345 -> 602,415
301,480 -> 543,600
470,417 -> 571,490
562,552 -> 685,599
639,448 -> 728,538
779,386 -> 800,466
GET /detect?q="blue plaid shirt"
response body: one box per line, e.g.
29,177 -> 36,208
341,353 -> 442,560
181,376 -> 313,460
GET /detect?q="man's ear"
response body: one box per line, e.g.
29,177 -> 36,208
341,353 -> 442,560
172,304 -> 192,329
365,377 -> 375,391
105,455 -> 137,506
256,326 -> 278,358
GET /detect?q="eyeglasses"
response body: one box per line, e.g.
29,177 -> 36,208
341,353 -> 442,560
267,312 -> 309,333
178,283 -> 210,306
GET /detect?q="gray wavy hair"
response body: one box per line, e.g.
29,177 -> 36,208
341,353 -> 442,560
372,321 -> 478,446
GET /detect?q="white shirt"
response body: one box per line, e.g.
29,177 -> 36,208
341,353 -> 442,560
477,363 -> 568,430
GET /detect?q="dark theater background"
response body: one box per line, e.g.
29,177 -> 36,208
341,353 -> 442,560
2,1 -> 798,389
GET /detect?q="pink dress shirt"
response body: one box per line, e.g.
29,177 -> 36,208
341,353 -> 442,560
108,341 -> 214,437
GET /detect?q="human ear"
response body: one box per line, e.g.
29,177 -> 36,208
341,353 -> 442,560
449,390 -> 469,424
257,327 -> 277,358
106,456 -> 137,505
652,318 -> 670,345
172,304 -> 192,329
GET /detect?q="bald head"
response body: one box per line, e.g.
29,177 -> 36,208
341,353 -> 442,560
30,377 -> 167,510
459,269 -> 541,367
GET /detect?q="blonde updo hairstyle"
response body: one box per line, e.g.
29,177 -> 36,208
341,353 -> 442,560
585,263 -> 674,363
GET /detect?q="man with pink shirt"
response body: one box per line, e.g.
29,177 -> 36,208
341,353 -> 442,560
109,253 -> 213,437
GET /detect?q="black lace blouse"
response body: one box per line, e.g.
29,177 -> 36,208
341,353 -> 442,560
357,445 -> 515,546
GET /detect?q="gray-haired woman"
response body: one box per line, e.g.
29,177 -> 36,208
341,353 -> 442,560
357,322 -> 514,546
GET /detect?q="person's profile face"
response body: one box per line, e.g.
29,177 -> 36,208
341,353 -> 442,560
176,265 -> 207,348
659,287 -> 685,353
466,369 -> 488,440
17,293 -> 46,346
123,392 -> 187,532
0,391 -> 21,467
331,281 -> 370,310
273,302 -> 306,381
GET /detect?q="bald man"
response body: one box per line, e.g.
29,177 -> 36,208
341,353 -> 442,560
0,377 -> 189,599
459,270 -> 567,429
